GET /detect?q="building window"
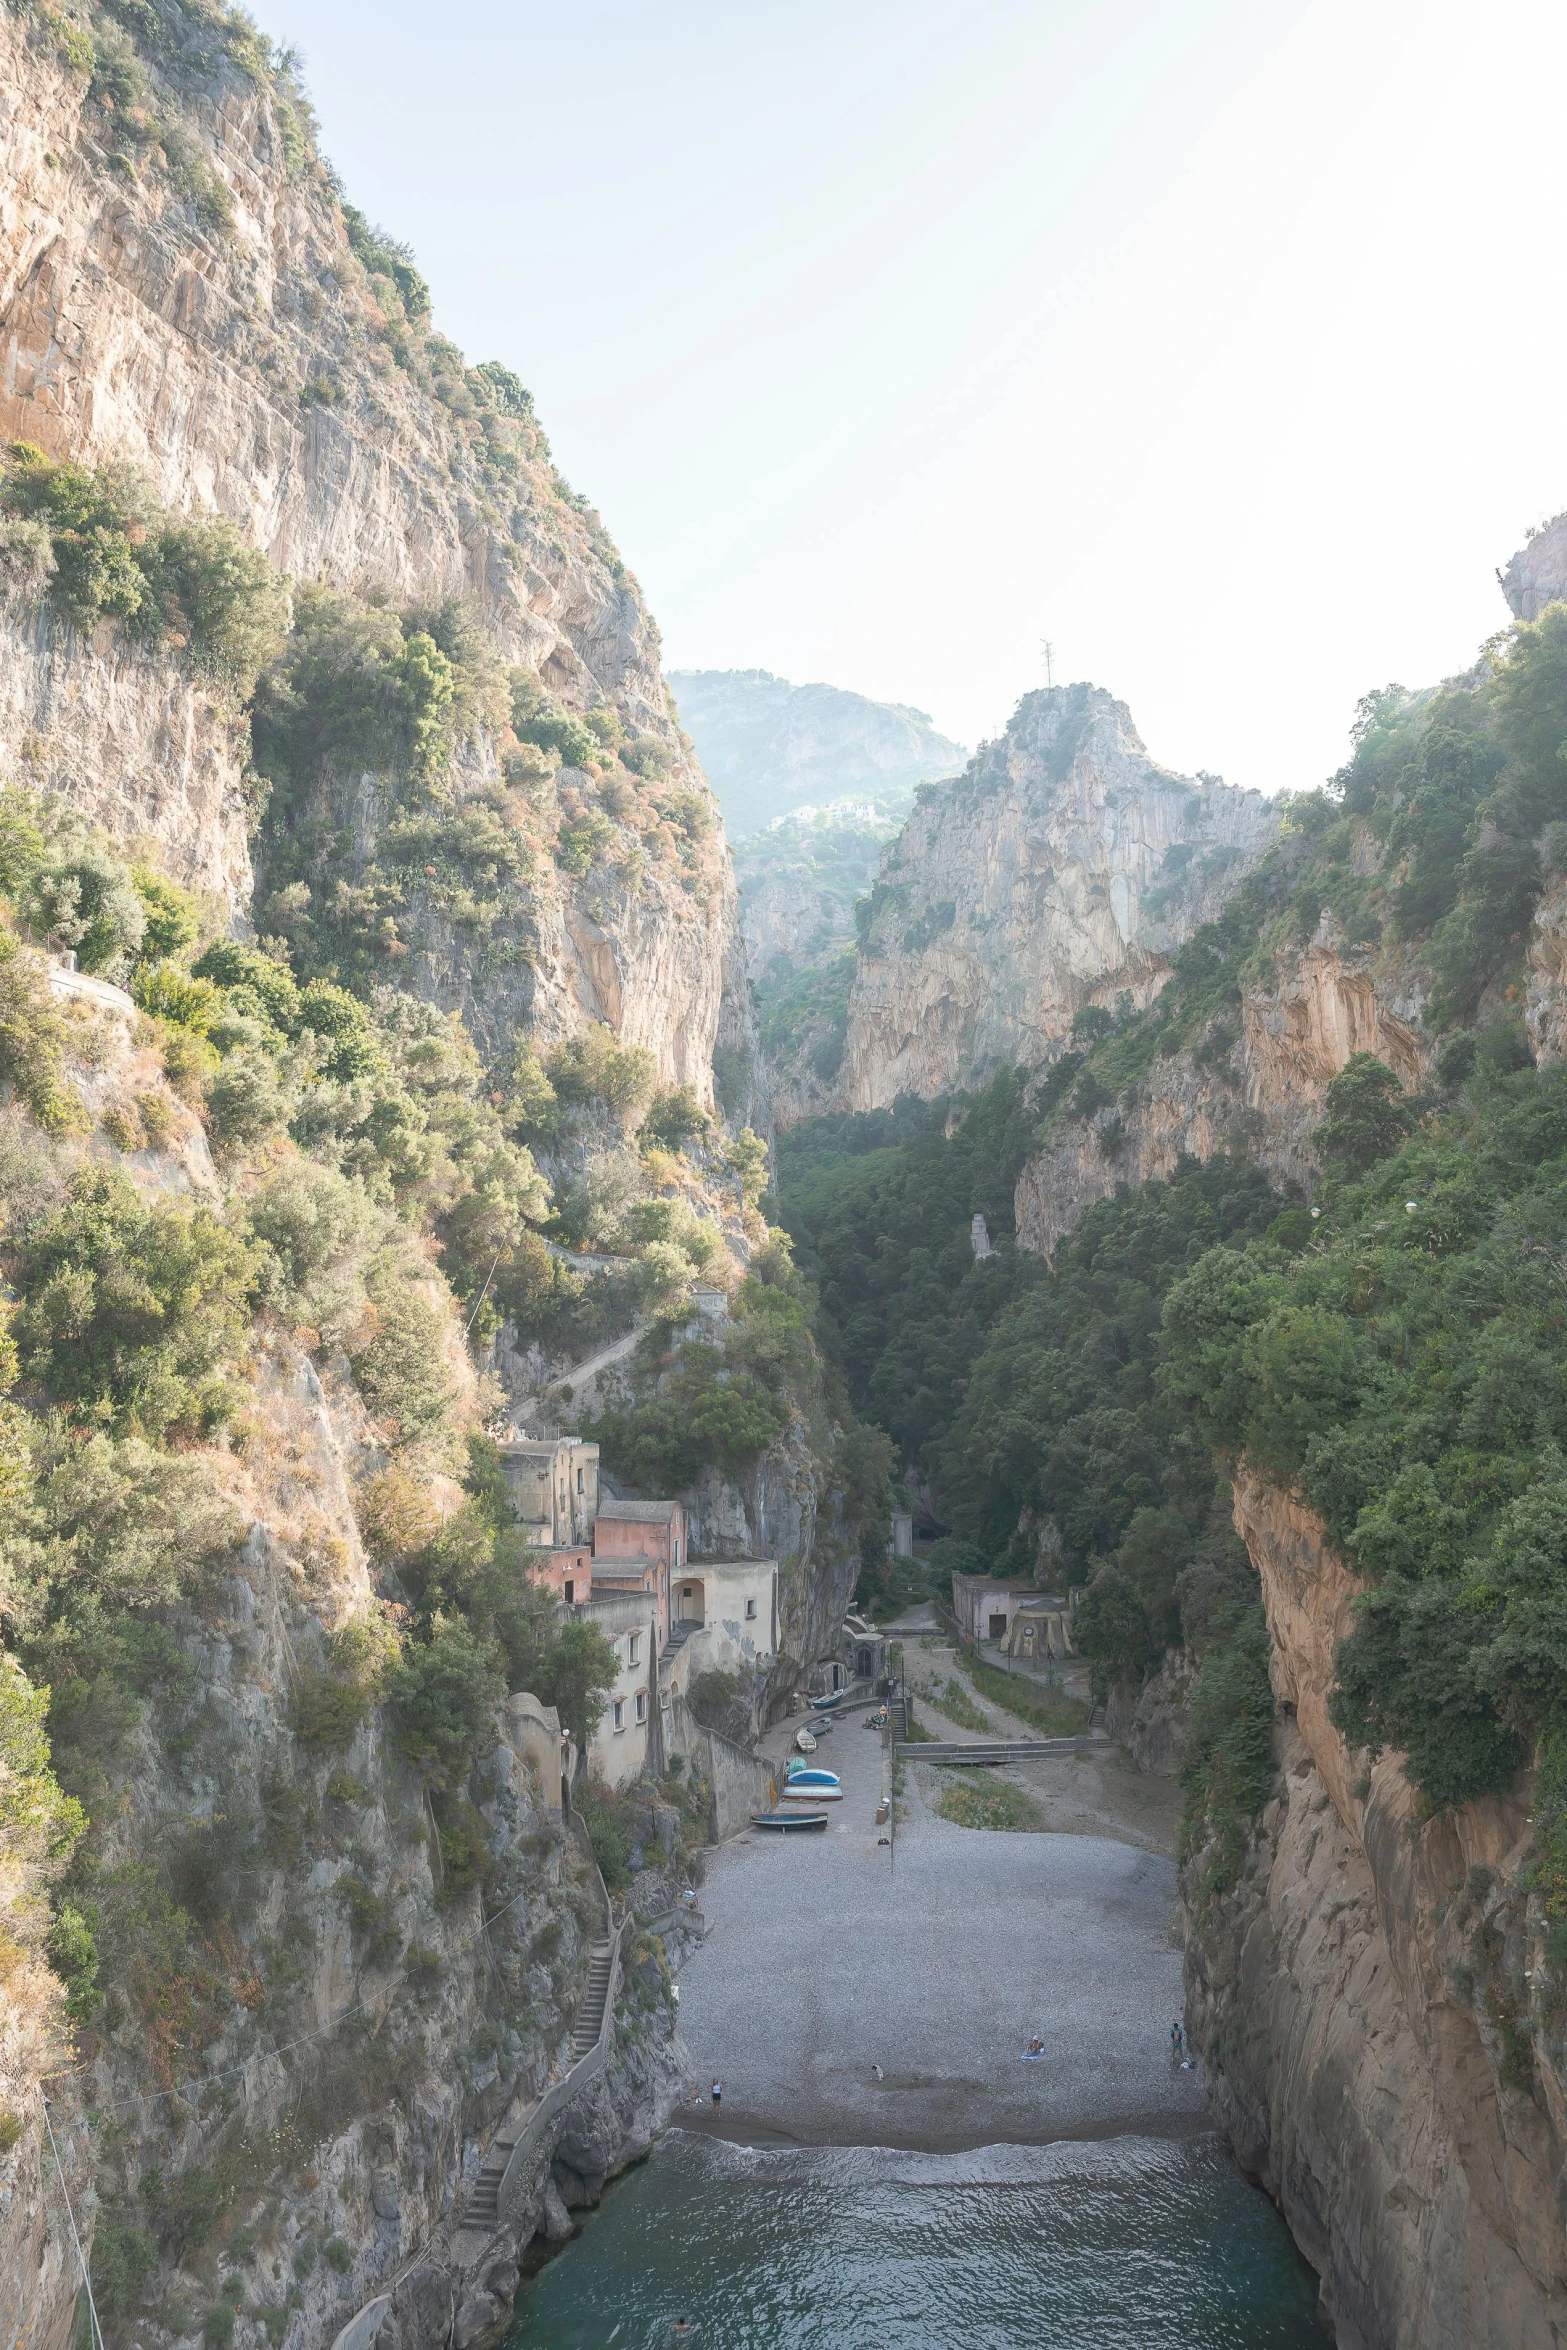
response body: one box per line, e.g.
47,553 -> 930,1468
635,1691 -> 647,1724
577,1466 -> 584,1492
629,1633 -> 640,1665
564,1579 -> 575,1606
612,1700 -> 625,1733
745,1597 -> 757,1621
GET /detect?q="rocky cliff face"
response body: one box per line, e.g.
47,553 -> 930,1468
0,3 -> 744,1096
1,986 -> 693,2350
1499,510 -> 1567,623
0,10 -> 780,2344
1185,1473 -> 1567,2350
837,683 -> 1278,1112
1016,919 -> 1429,1257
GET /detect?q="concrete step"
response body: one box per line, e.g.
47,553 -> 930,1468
460,2139 -> 516,2227
895,1737 -> 1102,1765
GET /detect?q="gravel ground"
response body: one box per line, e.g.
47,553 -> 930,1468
674,1705 -> 1204,2153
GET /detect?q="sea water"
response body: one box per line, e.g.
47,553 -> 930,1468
503,2128 -> 1330,2349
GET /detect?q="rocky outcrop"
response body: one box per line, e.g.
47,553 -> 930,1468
837,683 -> 1278,1112
1185,1472 -> 1566,2350
375,2006 -> 688,2350
688,1417 -> 858,1692
1499,512 -> 1567,623
0,7 -> 746,1097
1526,876 -> 1567,1065
1104,1648 -> 1198,1776
670,667 -> 965,840
1016,923 -> 1429,1259
0,604 -> 255,908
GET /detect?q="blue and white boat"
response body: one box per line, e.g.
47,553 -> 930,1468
784,1765 -> 842,1799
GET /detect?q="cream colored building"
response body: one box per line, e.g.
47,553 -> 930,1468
497,1430 -> 599,1548
581,1591 -> 660,1790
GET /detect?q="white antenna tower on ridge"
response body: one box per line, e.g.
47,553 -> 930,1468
1041,638 -> 1055,689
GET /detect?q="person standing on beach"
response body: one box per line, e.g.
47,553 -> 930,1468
711,2079 -> 723,2108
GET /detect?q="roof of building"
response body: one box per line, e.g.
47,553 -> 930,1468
497,1429 -> 597,1459
596,1498 -> 680,1524
952,1574 -> 1036,1594
591,1559 -> 656,1581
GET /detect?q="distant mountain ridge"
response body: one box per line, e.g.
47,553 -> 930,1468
669,667 -> 967,839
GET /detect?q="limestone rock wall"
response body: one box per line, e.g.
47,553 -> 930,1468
1499,512 -> 1567,624
1185,1471 -> 1567,2350
1016,927 -> 1429,1259
0,601 -> 255,907
836,683 -> 1278,1111
0,8 -> 746,1094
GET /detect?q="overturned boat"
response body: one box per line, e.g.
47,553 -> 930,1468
750,1810 -> 828,1834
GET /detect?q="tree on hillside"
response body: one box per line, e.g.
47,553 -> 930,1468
1314,1053 -> 1416,1178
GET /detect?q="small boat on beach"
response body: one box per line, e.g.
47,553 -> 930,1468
810,1692 -> 844,1712
750,1810 -> 828,1834
794,1729 -> 817,1754
785,1765 -> 841,1789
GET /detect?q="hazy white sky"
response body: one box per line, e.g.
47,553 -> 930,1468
277,0 -> 1567,793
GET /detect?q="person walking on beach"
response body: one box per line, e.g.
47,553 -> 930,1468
1170,2020 -> 1185,2056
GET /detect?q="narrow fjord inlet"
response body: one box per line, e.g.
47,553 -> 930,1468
1,7 -> 1565,2350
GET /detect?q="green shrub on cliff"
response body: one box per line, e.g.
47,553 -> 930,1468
1161,1040 -> 1567,1811
0,933 -> 81,1134
0,444 -> 287,689
13,1165 -> 255,1438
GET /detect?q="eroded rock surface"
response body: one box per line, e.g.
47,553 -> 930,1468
836,683 -> 1277,1111
1184,1473 -> 1567,2350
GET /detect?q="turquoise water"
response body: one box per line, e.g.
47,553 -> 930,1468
505,2128 -> 1329,2349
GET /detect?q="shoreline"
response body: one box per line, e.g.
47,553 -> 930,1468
672,1689 -> 1205,2156
668,2103 -> 1216,2156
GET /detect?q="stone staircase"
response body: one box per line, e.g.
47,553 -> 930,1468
571,1939 -> 615,2058
458,2133 -> 515,2234
457,1935 -> 617,2231
659,1618 -> 699,1663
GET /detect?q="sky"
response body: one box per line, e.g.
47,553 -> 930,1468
274,0 -> 1567,794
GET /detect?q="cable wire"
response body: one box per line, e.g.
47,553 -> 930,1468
39,2088 -> 104,2350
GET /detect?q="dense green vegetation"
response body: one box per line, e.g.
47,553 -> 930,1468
780,590 -> 1567,1913
779,1073 -> 1277,1616
0,783 -> 634,2084
585,1231 -> 894,1578
756,948 -> 857,1088
1161,1032 -> 1567,1813
935,1772 -> 1044,1831
1,442 -> 289,690
776,1071 -> 1040,1466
